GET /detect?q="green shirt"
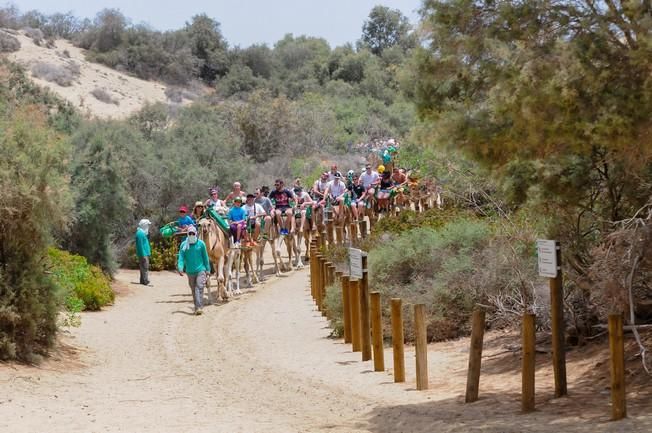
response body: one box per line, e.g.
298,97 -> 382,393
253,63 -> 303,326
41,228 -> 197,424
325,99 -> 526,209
135,228 -> 151,258
177,239 -> 210,275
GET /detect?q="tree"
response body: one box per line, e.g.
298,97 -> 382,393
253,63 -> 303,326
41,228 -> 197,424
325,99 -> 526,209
92,8 -> 128,52
414,0 -> 652,265
360,6 -> 415,55
185,14 -> 228,83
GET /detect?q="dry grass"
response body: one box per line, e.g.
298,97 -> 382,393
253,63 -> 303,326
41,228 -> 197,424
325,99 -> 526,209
0,31 -> 20,52
30,61 -> 79,86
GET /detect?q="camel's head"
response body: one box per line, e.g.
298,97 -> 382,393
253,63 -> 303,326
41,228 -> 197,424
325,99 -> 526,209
197,218 -> 212,240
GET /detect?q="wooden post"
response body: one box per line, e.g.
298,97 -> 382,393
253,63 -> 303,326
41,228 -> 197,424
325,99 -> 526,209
341,275 -> 352,344
549,241 -> 567,398
522,313 -> 536,413
359,219 -> 367,239
349,222 -> 357,246
349,279 -> 362,352
320,259 -> 327,316
391,298 -> 405,383
465,309 -> 486,403
370,292 -> 384,372
309,248 -> 316,301
328,264 -> 336,288
326,223 -> 334,246
336,225 -> 344,246
314,254 -> 323,311
324,261 -> 332,287
360,267 -> 372,362
414,304 -> 428,390
609,313 -> 626,421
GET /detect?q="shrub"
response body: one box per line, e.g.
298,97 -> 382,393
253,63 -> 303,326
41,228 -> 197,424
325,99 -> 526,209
91,87 -> 119,105
23,27 -> 43,45
47,248 -> 114,311
0,107 -> 72,362
323,283 -> 344,337
0,31 -> 20,52
31,61 -> 79,86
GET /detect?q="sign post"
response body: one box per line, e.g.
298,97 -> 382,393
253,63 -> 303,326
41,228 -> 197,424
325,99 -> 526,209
537,239 -> 567,397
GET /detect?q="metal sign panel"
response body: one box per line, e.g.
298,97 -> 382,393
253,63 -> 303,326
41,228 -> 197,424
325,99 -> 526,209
537,239 -> 558,278
349,248 -> 363,280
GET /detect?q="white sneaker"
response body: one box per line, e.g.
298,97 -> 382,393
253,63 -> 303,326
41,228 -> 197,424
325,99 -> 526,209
195,307 -> 203,315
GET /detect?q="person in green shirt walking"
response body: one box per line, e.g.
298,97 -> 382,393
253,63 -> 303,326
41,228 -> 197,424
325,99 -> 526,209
177,224 -> 211,315
135,219 -> 152,286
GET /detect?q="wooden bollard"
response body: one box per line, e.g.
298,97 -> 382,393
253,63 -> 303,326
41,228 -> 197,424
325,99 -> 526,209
522,313 -> 536,412
341,275 -> 352,344
549,243 -> 568,398
370,292 -> 384,371
324,261 -> 332,287
349,279 -> 362,352
314,254 -> 322,311
414,304 -> 429,390
609,313 -> 626,420
359,219 -> 367,238
320,259 -> 328,315
360,271 -> 372,362
465,309 -> 486,403
329,264 -> 336,287
391,298 -> 405,382
309,248 -> 315,300
336,225 -> 344,245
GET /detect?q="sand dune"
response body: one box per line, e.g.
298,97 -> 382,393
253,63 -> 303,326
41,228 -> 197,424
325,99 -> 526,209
2,29 -> 191,119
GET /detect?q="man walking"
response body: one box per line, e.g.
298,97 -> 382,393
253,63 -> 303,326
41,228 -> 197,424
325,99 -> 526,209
177,225 -> 210,315
135,219 -> 151,286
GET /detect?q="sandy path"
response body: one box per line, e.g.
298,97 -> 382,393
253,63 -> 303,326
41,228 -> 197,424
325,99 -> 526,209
1,265 -> 651,432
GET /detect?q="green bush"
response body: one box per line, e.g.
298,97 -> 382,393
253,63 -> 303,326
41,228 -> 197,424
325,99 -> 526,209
48,248 -> 114,311
323,283 -> 344,337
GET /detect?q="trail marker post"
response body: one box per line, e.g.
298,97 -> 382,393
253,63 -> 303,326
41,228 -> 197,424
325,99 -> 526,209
465,309 -> 486,403
609,314 -> 626,420
537,239 -> 567,397
391,298 -> 405,383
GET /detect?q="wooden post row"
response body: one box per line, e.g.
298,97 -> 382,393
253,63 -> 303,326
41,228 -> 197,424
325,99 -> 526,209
414,304 -> 428,390
522,313 -> 536,413
370,292 -> 384,372
391,298 -> 405,383
609,313 -> 626,421
465,309 -> 486,403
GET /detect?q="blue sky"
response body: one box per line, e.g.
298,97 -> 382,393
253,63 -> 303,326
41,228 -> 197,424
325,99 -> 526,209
11,0 -> 422,47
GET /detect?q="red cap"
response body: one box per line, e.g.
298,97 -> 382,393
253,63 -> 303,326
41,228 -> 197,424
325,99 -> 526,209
179,205 -> 188,213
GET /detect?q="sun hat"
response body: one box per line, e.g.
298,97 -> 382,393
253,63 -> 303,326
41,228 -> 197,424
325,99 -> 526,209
194,201 -> 204,208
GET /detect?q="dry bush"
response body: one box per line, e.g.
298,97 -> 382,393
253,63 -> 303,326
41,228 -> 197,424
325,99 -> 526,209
0,31 -> 20,52
90,87 -> 119,105
165,85 -> 200,104
31,61 -> 79,87
23,27 -> 43,45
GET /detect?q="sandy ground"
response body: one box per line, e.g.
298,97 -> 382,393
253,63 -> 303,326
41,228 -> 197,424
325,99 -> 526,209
2,29 -> 189,119
1,262 -> 651,432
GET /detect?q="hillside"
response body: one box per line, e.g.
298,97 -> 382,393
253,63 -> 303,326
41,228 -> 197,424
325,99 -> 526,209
1,29 -> 197,119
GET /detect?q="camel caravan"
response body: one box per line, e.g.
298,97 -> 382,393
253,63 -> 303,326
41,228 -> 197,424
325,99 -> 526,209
159,150 -> 443,305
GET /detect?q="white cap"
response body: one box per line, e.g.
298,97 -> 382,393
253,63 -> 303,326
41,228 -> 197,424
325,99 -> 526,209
138,219 -> 151,229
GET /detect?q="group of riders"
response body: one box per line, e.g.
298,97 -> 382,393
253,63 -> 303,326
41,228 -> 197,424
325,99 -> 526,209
172,162 -> 411,248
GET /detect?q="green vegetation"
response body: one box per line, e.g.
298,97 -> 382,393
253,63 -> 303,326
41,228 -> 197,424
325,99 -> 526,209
47,248 -> 114,312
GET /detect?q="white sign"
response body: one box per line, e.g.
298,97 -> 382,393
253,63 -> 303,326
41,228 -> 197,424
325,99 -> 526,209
349,248 -> 363,280
537,239 -> 558,278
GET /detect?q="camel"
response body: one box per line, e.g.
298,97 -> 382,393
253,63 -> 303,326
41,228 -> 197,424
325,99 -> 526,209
197,218 -> 229,302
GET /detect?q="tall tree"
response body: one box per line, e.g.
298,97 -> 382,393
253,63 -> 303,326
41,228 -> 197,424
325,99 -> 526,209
185,14 -> 228,83
360,5 -> 415,55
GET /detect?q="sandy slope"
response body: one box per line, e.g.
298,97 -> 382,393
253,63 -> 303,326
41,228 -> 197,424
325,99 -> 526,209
2,29 -> 175,119
0,265 -> 651,433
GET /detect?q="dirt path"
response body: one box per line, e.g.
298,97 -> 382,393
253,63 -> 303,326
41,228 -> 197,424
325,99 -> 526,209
1,266 -> 650,432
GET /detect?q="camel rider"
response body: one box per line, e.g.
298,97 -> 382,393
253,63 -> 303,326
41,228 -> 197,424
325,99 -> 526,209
324,172 -> 347,218
176,205 -> 195,233
347,173 -> 367,222
255,187 -> 273,215
224,182 -> 247,206
243,193 -> 266,246
360,163 -> 380,196
293,186 -> 313,232
391,167 -> 408,187
177,225 -> 210,315
192,201 -> 205,222
328,164 -> 342,182
312,172 -> 329,204
227,197 -> 248,248
204,187 -> 224,211
268,179 -> 295,236
377,170 -> 393,213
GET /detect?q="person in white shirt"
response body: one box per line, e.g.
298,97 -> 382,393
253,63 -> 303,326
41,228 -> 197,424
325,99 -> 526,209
242,193 -> 267,245
312,172 -> 330,204
204,187 -> 225,211
328,164 -> 342,182
325,173 -> 347,220
360,164 -> 380,195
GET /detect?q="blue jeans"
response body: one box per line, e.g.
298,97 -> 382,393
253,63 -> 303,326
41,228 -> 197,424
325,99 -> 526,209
186,271 -> 207,309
